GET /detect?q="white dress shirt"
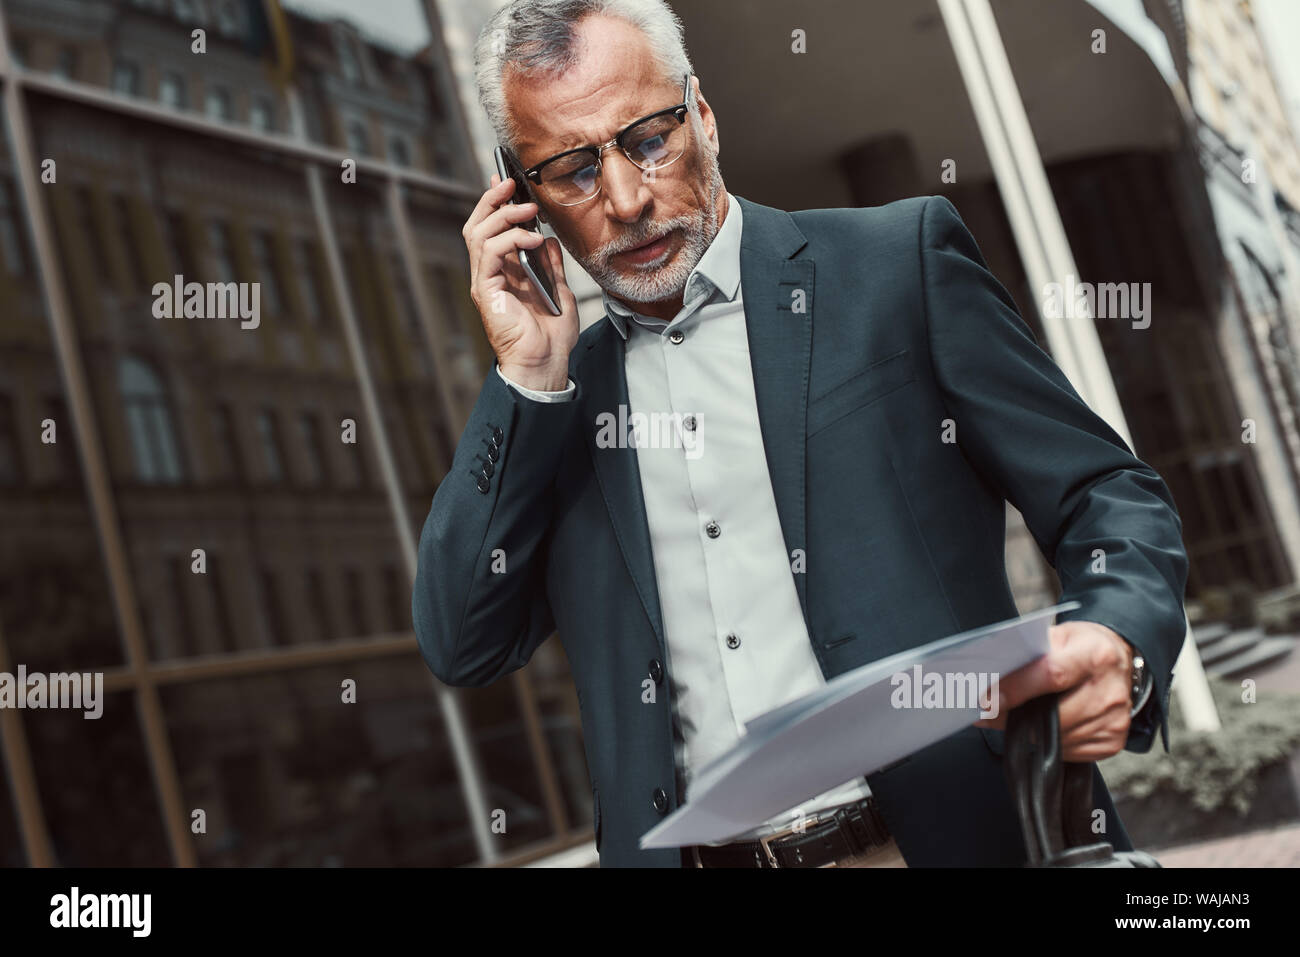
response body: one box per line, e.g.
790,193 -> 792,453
497,192 -> 873,841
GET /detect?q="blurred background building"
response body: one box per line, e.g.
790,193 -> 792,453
0,0 -> 594,867
2,0 -> 1300,868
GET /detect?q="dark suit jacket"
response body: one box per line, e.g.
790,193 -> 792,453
412,194 -> 1189,867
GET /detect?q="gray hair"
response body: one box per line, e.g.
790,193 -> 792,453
473,0 -> 694,155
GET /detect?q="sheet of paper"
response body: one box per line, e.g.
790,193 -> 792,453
639,602 -> 1079,849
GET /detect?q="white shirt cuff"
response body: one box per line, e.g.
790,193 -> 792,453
495,362 -> 576,402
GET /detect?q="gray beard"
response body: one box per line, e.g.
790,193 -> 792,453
572,147 -> 725,305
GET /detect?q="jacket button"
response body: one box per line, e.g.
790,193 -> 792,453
476,475 -> 490,494
481,459 -> 494,478
649,658 -> 663,684
492,426 -> 504,444
652,787 -> 669,814
486,441 -> 499,462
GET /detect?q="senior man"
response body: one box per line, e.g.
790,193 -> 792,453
413,0 -> 1188,868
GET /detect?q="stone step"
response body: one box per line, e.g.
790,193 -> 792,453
1193,622 -> 1232,648
1198,628 -> 1266,665
1204,637 -> 1298,678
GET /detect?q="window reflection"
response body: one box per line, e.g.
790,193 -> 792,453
120,356 -> 185,484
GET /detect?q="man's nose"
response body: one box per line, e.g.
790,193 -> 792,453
601,151 -> 652,223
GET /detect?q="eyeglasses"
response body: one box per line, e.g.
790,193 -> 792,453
520,73 -> 694,207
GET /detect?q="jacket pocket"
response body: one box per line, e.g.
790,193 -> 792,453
807,348 -> 914,438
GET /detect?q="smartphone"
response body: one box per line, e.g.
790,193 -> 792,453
493,145 -> 562,316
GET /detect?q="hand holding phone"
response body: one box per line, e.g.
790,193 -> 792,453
493,146 -> 563,317
461,148 -> 577,392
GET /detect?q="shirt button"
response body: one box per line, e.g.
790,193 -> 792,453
725,633 -> 741,650
705,520 -> 720,538
652,787 -> 669,814
648,658 -> 664,685
682,414 -> 696,431
668,330 -> 684,344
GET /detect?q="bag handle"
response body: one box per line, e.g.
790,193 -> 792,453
1002,692 -> 1126,866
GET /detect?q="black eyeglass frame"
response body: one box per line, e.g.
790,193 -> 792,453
518,72 -> 694,206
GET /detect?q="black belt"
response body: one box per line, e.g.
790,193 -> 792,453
687,795 -> 891,868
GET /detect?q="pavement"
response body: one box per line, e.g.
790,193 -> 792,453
1154,821 -> 1300,867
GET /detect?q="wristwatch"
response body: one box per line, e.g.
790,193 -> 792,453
1129,652 -> 1153,719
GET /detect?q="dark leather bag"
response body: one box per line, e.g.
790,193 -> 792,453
1003,692 -> 1160,867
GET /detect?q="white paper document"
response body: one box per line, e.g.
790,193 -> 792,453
639,602 -> 1080,849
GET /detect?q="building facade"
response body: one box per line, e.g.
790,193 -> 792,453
0,0 -> 594,867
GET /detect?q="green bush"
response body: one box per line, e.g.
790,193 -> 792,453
1100,675 -> 1300,816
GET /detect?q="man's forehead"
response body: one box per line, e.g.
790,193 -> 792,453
505,20 -> 676,163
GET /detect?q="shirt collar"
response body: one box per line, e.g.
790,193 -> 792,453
601,191 -> 742,340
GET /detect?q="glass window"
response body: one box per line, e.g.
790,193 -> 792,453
346,120 -> 369,156
112,60 -> 140,96
208,221 -> 237,283
382,562 -> 406,633
298,411 -> 329,486
337,34 -> 362,84
160,663 -> 476,865
207,554 -> 238,653
75,187 -> 113,287
0,763 -> 23,866
0,392 -> 23,485
214,0 -> 241,35
160,71 -> 188,109
0,178 -> 27,276
291,239 -> 325,323
210,401 -> 243,481
305,567 -> 333,640
344,566 -> 368,636
162,210 -> 195,279
255,407 -> 286,482
43,396 -> 79,484
387,134 -> 410,167
249,230 -> 283,315
113,194 -> 148,291
169,554 -> 197,657
205,86 -> 232,121
249,97 -> 273,131
258,566 -> 289,646
26,692 -> 171,865
53,46 -> 78,81
119,356 -> 185,483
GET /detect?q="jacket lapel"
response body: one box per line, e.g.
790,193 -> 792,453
736,196 -> 814,624
579,194 -> 815,653
580,323 -> 667,653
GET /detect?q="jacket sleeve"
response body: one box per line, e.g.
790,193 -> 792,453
412,359 -> 581,687
918,195 -> 1189,753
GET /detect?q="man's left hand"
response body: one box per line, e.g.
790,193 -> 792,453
973,620 -> 1135,762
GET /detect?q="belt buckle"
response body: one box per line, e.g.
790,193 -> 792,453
757,813 -> 818,868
